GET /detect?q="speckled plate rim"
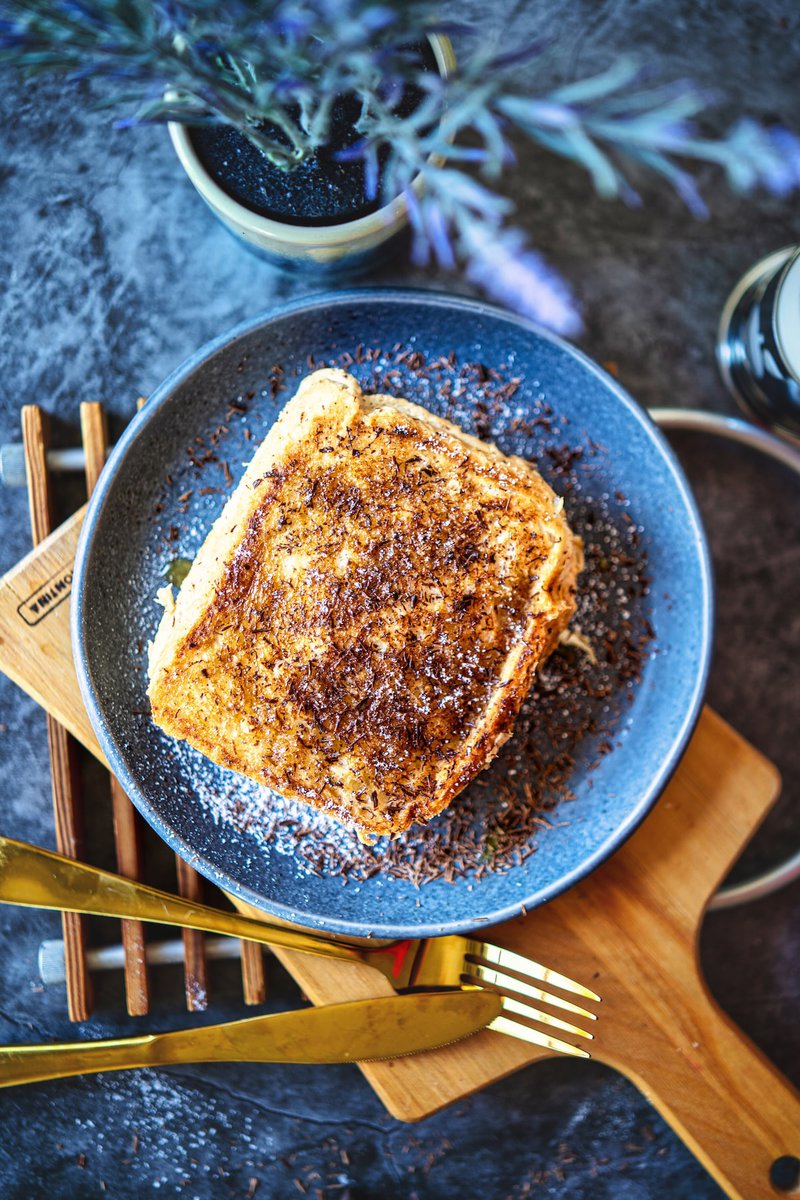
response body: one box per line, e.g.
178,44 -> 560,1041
72,288 -> 714,939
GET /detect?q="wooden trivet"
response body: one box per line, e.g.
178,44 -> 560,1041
3,408 -> 265,1017
0,485 -> 798,1199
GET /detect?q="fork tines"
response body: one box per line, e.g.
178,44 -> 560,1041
463,941 -> 600,1058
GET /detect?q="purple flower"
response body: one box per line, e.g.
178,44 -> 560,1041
726,120 -> 800,197
462,224 -> 582,337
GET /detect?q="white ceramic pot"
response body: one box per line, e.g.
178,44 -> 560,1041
168,35 -> 455,269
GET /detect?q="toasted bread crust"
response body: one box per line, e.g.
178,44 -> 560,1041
148,370 -> 582,839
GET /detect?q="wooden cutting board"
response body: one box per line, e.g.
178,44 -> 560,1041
0,504 -> 104,765
264,712 -> 800,1200
1,508 -> 798,1200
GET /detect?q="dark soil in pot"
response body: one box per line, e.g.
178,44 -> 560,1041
188,40 -> 438,228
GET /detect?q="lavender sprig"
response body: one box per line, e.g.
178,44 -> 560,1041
0,0 -> 443,166
355,47 -> 800,325
2,1 -> 799,331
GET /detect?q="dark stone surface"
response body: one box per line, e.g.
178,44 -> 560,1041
0,2 -> 798,1197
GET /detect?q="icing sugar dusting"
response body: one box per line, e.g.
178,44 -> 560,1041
149,345 -> 654,888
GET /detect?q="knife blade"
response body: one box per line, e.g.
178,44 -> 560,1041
0,990 -> 503,1088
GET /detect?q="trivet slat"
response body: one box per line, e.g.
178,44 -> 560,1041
22,406 -> 92,1023
21,405 -> 55,545
239,939 -> 268,1006
175,855 -> 210,1012
81,402 -> 150,1017
79,402 -> 107,498
109,776 -> 150,1016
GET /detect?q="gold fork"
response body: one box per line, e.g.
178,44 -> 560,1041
0,837 -> 600,1057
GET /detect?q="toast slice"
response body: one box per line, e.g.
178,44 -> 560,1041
147,369 -> 582,841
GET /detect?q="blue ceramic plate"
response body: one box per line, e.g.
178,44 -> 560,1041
73,290 -> 712,938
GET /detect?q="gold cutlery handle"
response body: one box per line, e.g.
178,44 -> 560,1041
0,1022 -> 281,1087
0,1032 -> 172,1088
0,837 -> 360,964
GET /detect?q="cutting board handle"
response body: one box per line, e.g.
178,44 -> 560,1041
613,974 -> 800,1200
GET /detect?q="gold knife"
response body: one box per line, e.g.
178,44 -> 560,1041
0,990 -> 503,1088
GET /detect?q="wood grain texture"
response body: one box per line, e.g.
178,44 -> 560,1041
174,855 -> 209,1013
82,402 -> 150,1017
0,506 -> 102,760
22,406 -> 53,545
79,402 -> 108,498
109,772 -> 149,1016
22,406 -> 92,1023
239,941 -> 267,1006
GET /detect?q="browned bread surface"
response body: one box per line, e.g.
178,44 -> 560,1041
147,369 -> 582,840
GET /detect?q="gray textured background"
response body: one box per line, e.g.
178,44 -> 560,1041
0,1 -> 799,1197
